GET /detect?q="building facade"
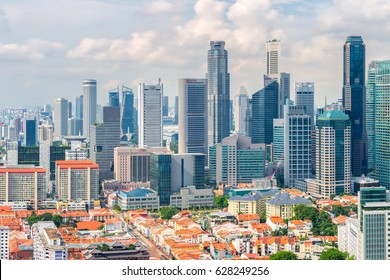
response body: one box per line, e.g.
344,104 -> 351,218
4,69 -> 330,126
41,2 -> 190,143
0,226 -> 10,260
38,124 -> 54,145
234,87 -> 249,136
32,221 -> 67,260
121,86 -> 135,135
53,98 -> 68,138
82,79 -> 97,140
170,186 -> 214,209
117,189 -> 159,211
295,82 -> 315,128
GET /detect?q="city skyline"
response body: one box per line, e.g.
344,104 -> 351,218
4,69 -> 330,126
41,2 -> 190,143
1,0 -> 390,107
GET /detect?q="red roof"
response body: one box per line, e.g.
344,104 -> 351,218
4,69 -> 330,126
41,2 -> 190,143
0,168 -> 46,173
56,160 -> 98,169
76,221 -> 103,230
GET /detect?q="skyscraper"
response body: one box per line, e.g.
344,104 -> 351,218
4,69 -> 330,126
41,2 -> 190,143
38,124 -> 54,145
284,103 -> 311,188
178,78 -> 207,155
272,118 -> 284,163
24,117 -> 37,146
108,88 -> 120,107
366,62 -> 376,171
174,96 -> 178,125
295,82 -> 315,127
279,72 -> 290,118
82,79 -> 97,140
234,86 -> 249,136
251,76 -> 278,144
367,60 -> 390,190
138,80 -> 163,148
342,36 -> 367,176
266,39 -> 280,80
75,95 -> 83,120
162,96 -> 169,117
206,41 -> 230,147
316,110 -> 351,197
53,98 -> 68,138
121,86 -> 135,135
90,106 -> 121,180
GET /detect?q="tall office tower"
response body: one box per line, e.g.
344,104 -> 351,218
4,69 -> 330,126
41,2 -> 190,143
68,118 -> 83,136
284,103 -> 311,188
0,226 -> 10,260
82,79 -> 97,139
38,124 -> 54,145
342,36 -> 367,176
251,76 -> 278,144
272,118 -> 284,163
234,86 -> 249,136
56,160 -> 99,204
39,140 -> 51,193
13,117 -> 22,135
366,62 -> 376,170
315,110 -> 351,198
75,95 -> 83,120
0,166 -> 46,210
266,39 -> 281,80
53,98 -> 68,138
68,102 -> 72,118
174,96 -> 179,124
6,141 -> 18,165
121,86 -> 135,135
178,78 -> 208,155
367,60 -> 390,189
8,125 -> 16,140
24,117 -> 37,146
163,96 -> 169,116
138,80 -> 163,148
43,104 -> 52,115
113,147 -> 167,182
279,73 -> 290,118
206,41 -> 230,147
295,82 -> 315,127
96,104 -> 103,123
108,88 -> 120,107
209,135 -> 265,187
229,100 -> 234,132
150,152 -> 171,206
32,221 -> 68,260
90,106 -> 120,180
1,124 -> 8,139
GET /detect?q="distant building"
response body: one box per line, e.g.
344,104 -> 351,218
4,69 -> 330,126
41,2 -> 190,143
228,192 -> 263,216
24,117 -> 37,146
38,124 -> 54,145
121,86 -> 135,134
234,87 -> 249,136
272,119 -> 284,163
53,98 -> 69,138
352,175 -> 380,195
265,193 -> 311,220
0,226 -> 10,260
108,88 -> 120,107
32,221 -> 67,260
82,241 -> 150,260
170,186 -> 214,209
117,189 -> 159,211
6,141 -> 18,165
82,79 -> 97,140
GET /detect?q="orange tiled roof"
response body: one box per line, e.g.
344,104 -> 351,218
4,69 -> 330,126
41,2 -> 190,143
0,218 -> 21,230
332,215 -> 348,225
269,216 -> 285,225
237,214 -> 260,221
76,221 -> 103,230
56,160 -> 98,169
105,217 -> 122,224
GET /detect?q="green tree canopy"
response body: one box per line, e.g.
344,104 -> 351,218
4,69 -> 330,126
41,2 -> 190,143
319,248 -> 347,260
52,214 -> 63,227
160,206 -> 180,220
293,205 -> 337,236
259,211 -> 267,223
269,251 -> 298,260
113,204 -> 121,213
128,244 -> 136,250
214,195 -> 229,209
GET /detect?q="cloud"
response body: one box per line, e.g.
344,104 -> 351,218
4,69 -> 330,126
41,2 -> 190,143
146,0 -> 179,14
0,39 -> 63,61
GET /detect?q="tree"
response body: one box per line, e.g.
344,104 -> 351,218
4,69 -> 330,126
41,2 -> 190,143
271,228 -> 288,236
293,205 -> 337,236
331,205 -> 349,217
52,214 -> 63,227
98,244 -> 110,252
269,251 -> 298,260
214,195 -> 229,209
26,211 -> 37,226
38,213 -> 53,222
160,207 -> 179,220
128,244 -> 136,250
319,248 -> 347,260
113,204 -> 121,213
98,224 -> 105,230
259,211 -> 267,223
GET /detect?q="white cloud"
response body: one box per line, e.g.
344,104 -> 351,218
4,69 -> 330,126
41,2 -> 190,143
146,0 -> 179,14
0,39 -> 63,61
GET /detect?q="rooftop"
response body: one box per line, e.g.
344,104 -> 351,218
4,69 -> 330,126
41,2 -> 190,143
317,110 -> 349,121
118,188 -> 156,198
267,193 -> 310,205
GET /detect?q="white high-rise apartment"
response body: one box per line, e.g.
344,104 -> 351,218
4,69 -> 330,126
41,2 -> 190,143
138,80 -> 163,148
38,124 -> 54,145
0,226 -> 10,260
32,221 -> 67,260
234,86 -> 249,136
82,79 -> 97,140
266,39 -> 281,80
6,141 -> 18,165
53,98 -> 68,138
39,140 -> 51,193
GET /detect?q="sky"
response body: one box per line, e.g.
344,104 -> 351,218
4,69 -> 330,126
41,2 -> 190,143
0,0 -> 390,108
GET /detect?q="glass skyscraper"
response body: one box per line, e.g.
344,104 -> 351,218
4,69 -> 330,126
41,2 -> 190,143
295,82 -> 315,128
342,36 -> 367,176
108,88 -> 120,107
206,41 -> 230,147
150,153 -> 171,206
121,86 -> 135,135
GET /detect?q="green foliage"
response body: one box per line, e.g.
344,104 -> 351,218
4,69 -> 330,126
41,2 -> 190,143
170,142 -> 178,153
98,224 -> 105,230
160,206 -> 180,220
52,214 -> 63,227
293,205 -> 337,236
259,211 -> 267,223
269,251 -> 298,260
214,195 -> 229,209
351,204 -> 358,213
113,204 -> 121,213
128,244 -> 136,250
319,248 -> 347,260
271,228 -> 288,236
98,244 -> 110,251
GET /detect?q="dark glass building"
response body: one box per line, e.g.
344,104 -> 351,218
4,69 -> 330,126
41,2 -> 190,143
108,88 -> 120,107
342,36 -> 367,176
121,86 -> 135,134
24,118 -> 37,146
150,153 -> 171,206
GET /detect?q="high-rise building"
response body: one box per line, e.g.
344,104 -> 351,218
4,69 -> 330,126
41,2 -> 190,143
163,96 -> 169,117
68,118 -> 83,136
121,86 -> 135,135
0,226 -> 10,260
6,141 -> 18,165
108,88 -> 120,107
209,134 -> 265,187
366,61 -> 376,171
279,72 -> 290,118
39,140 -> 51,193
178,78 -> 208,155
38,124 -> 54,145
55,160 -> 99,204
366,60 -> 390,189
266,39 -> 280,80
150,153 -> 171,206
113,147 -> 167,183
206,41 -> 230,147
138,80 -> 163,148
295,82 -> 315,127
90,106 -> 121,180
1,124 -> 8,139
24,117 -> 37,146
342,36 -> 367,176
32,221 -> 68,260
272,118 -> 284,163
315,110 -> 351,198
283,104 -> 311,188
82,79 -> 97,139
13,117 -> 22,136
75,95 -> 83,120
68,102 -> 72,119
53,98 -> 69,138
174,95 -> 179,125
234,86 -> 249,136
7,125 -> 16,141
251,76 -> 278,144
0,166 -> 46,210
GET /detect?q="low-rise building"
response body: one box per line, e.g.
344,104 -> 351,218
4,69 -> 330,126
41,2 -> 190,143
117,189 -> 159,211
228,192 -> 262,216
170,186 -> 214,209
207,212 -> 236,227
266,193 -> 311,220
237,214 -> 260,227
82,241 -> 150,260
